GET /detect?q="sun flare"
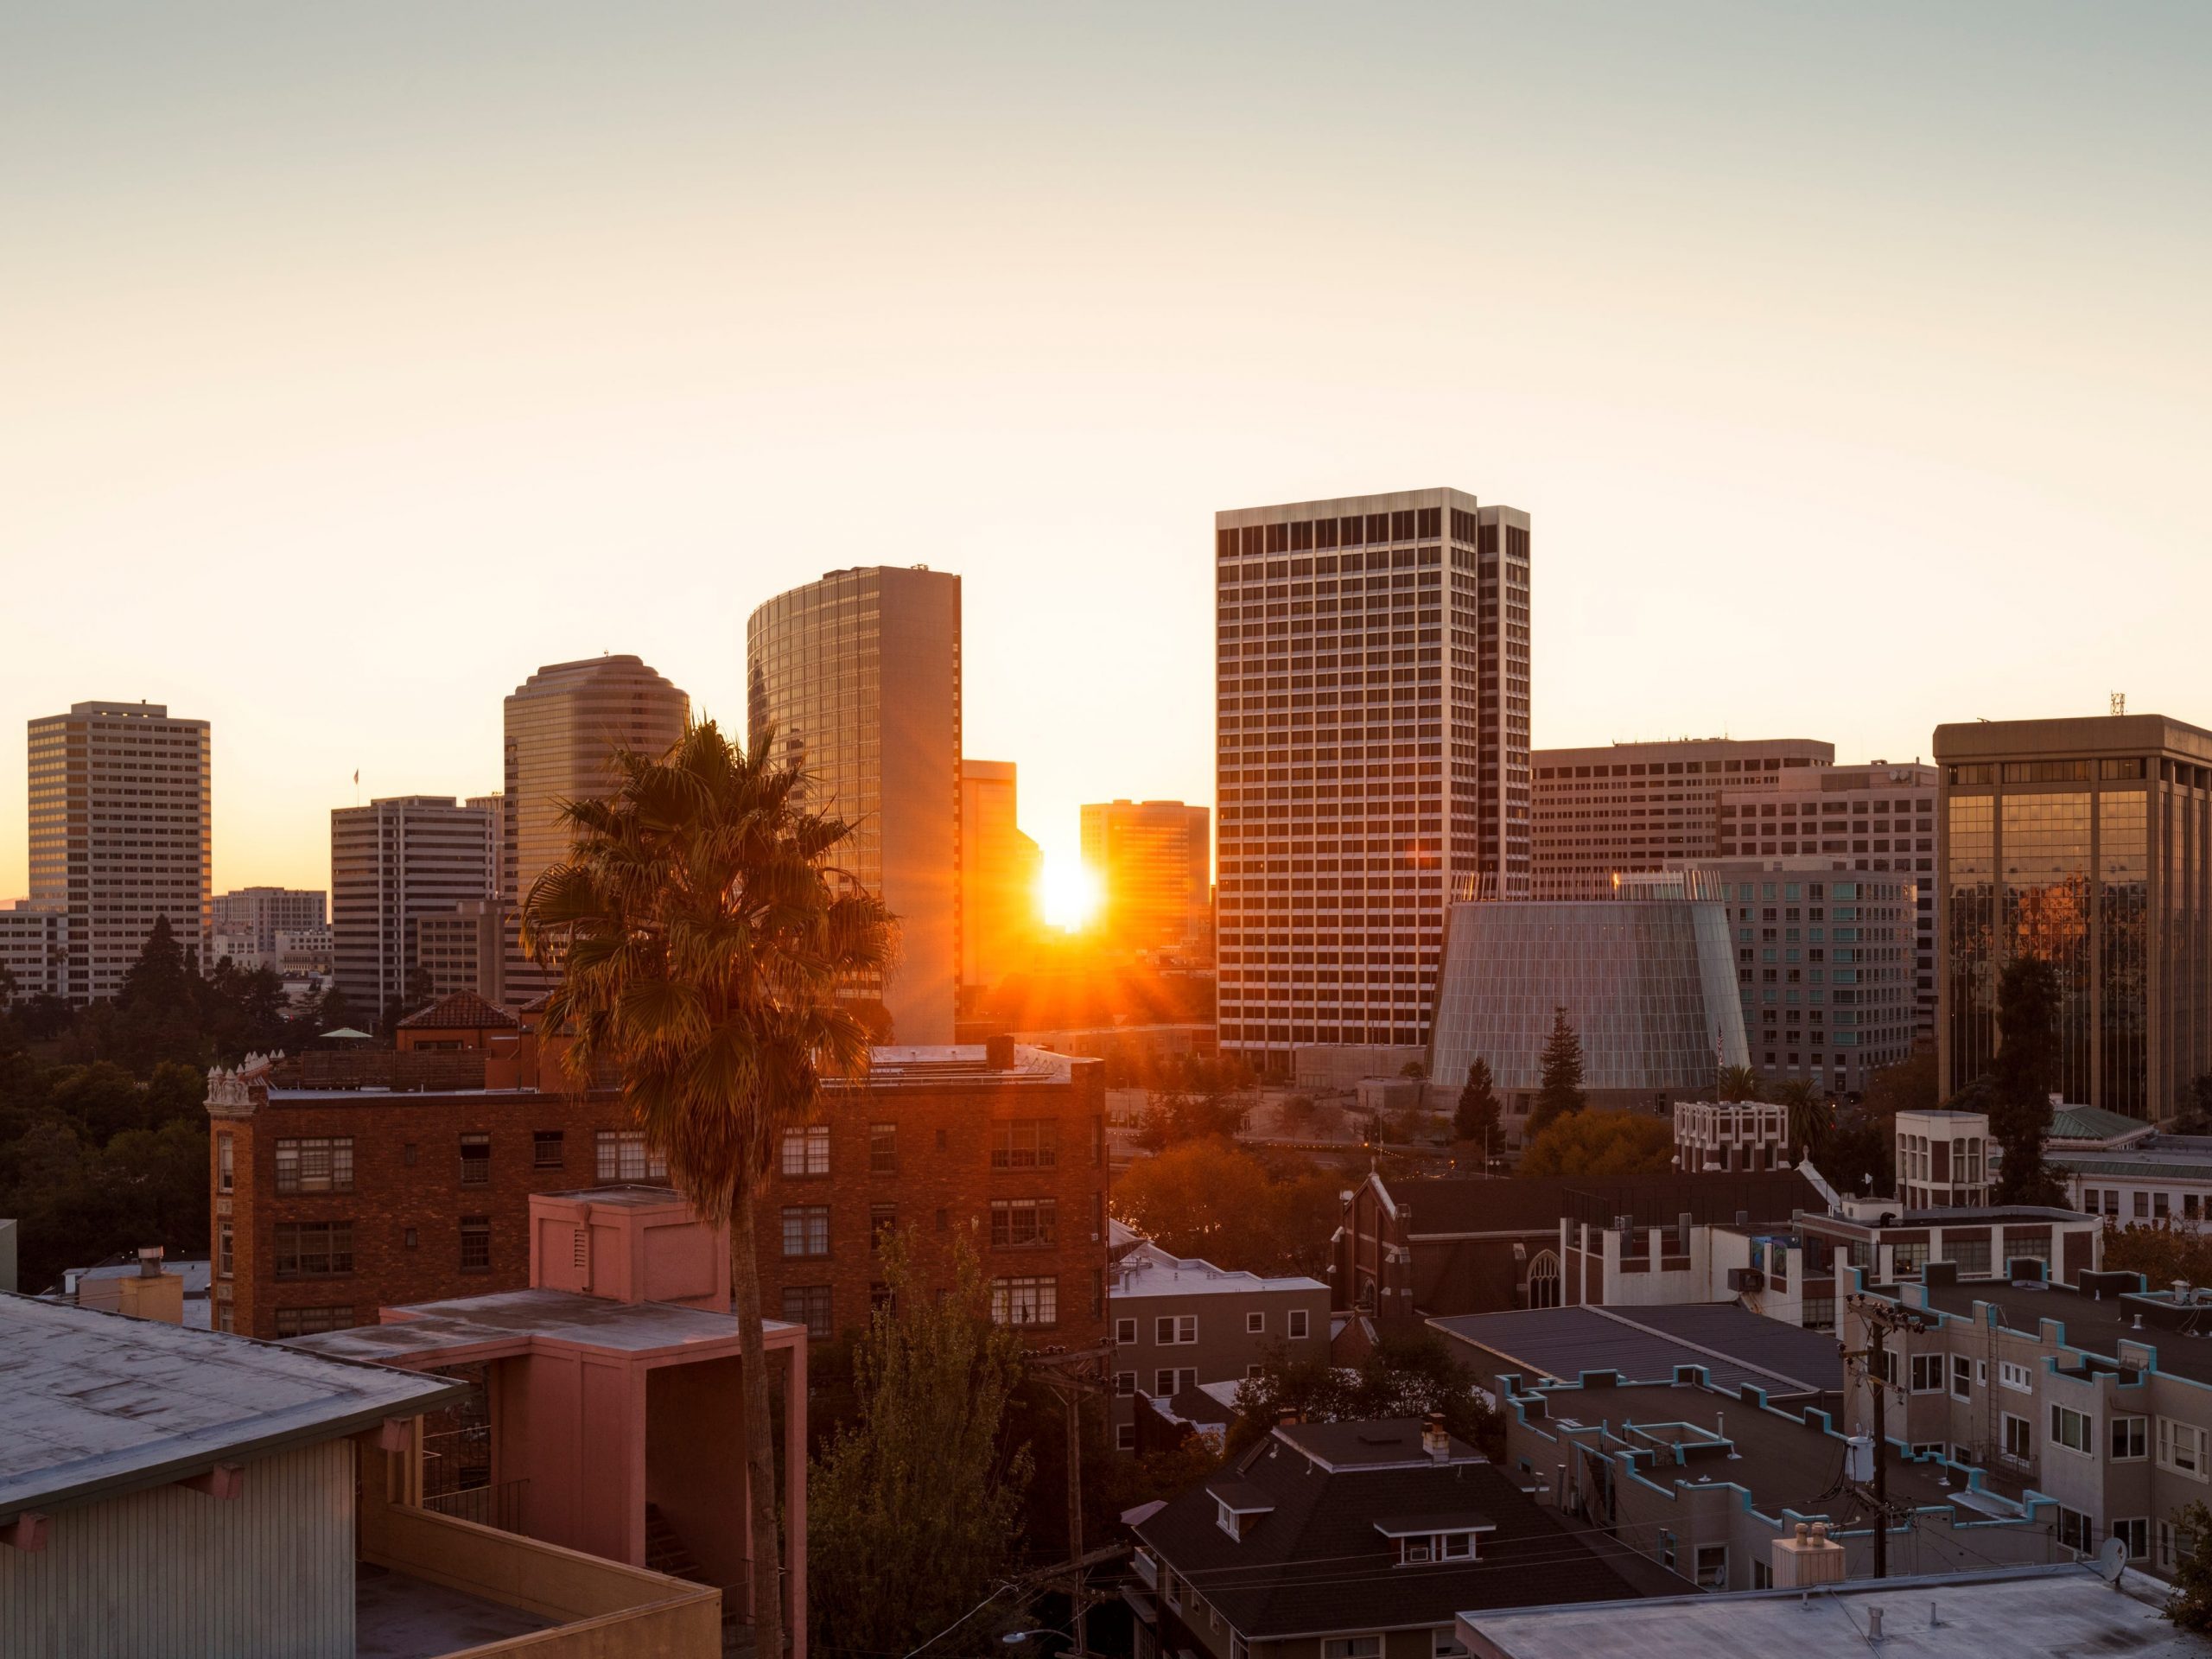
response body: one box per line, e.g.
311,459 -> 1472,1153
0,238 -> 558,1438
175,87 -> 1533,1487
1039,856 -> 1103,932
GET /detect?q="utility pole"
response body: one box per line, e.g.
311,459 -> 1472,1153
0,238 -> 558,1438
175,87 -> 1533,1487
1033,1344 -> 1111,1655
1842,1293 -> 1929,1579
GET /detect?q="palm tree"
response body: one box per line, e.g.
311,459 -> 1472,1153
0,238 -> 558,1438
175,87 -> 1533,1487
522,719 -> 891,1659
1771,1077 -> 1826,1161
1715,1064 -> 1763,1103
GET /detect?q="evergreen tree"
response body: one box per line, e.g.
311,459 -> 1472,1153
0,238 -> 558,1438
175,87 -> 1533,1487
1529,1007 -> 1586,1136
1454,1058 -> 1501,1150
2168,1500 -> 2212,1635
1990,956 -> 2067,1205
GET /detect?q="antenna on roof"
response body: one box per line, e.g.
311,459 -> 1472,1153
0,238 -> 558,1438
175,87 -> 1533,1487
2111,692 -> 2127,716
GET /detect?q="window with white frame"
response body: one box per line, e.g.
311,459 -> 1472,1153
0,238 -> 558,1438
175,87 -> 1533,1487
1910,1353 -> 1944,1393
1154,1369 -> 1178,1396
1116,1423 -> 1136,1451
1247,1310 -> 1267,1335
1155,1313 -> 1198,1344
1116,1317 -> 1137,1345
1910,1442 -> 1944,1459
2050,1404 -> 2094,1455
2161,1518 -> 2198,1573
991,1275 -> 1058,1328
2112,1517 -> 2150,1560
2001,1412 -> 2033,1465
1999,1359 -> 2033,1392
2113,1414 -> 2148,1460
2160,1417 -> 2207,1478
1289,1308 -> 1310,1338
595,1131 -> 666,1182
1115,1371 -> 1135,1395
1695,1543 -> 1727,1589
2056,1507 -> 2094,1553
780,1124 -> 830,1177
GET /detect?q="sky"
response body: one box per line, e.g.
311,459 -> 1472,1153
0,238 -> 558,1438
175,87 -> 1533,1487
3,3 -> 2209,917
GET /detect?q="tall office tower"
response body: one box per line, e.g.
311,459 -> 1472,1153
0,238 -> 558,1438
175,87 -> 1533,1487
748,567 -> 961,1045
960,760 -> 1040,992
330,796 -> 497,1021
209,887 -> 327,955
1936,713 -> 2212,1123
1080,799 -> 1211,957
1213,489 -> 1530,1076
1530,737 -> 1834,900
502,658 -> 688,1003
27,702 -> 211,1003
467,792 -> 504,886
1709,759 -> 1939,1051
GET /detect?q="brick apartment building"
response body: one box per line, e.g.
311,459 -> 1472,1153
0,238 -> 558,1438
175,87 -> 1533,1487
207,994 -> 1109,1350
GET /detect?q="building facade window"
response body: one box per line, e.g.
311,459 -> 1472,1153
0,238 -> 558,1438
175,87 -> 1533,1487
782,1205 -> 831,1257
991,1275 -> 1058,1327
2050,1404 -> 2094,1456
460,1216 -> 491,1271
781,1124 -> 830,1178
870,1204 -> 897,1251
782,1284 -> 833,1338
274,1136 -> 353,1195
990,1119 -> 1058,1169
2160,1418 -> 2207,1478
1288,1308 -> 1310,1339
274,1306 -> 355,1337
1155,1314 -> 1198,1345
869,1122 -> 898,1174
2112,1517 -> 2150,1560
216,1133 -> 233,1193
989,1198 -> 1057,1249
2113,1415 -> 2149,1460
274,1222 -> 353,1278
533,1130 -> 565,1169
460,1133 -> 491,1185
216,1218 -> 233,1279
595,1131 -> 666,1183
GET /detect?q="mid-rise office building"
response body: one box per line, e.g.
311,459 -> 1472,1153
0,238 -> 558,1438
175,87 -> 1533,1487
330,796 -> 496,1020
503,657 -> 688,1004
0,902 -> 71,1002
1213,488 -> 1531,1073
413,898 -> 505,1003
747,568 -> 961,1044
1712,759 -> 1938,1043
960,760 -> 1040,992
209,886 -> 327,955
1695,865 -> 1920,1094
1936,713 -> 2212,1122
27,701 -> 211,1002
1531,737 -> 1833,901
1079,798 -> 1210,957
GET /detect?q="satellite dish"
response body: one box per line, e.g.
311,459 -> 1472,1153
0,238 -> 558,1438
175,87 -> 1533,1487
2098,1534 -> 2128,1583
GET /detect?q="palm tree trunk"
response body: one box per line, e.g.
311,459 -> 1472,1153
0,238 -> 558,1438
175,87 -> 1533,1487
731,1179 -> 785,1659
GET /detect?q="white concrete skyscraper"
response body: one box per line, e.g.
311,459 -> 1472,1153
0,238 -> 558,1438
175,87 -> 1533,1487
1212,489 -> 1530,1075
27,701 -> 211,1003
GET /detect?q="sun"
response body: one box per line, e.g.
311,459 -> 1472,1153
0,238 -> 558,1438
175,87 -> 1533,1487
1039,855 -> 1103,932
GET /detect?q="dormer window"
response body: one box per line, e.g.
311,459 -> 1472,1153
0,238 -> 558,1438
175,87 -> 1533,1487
1376,1516 -> 1494,1564
1209,1482 -> 1275,1541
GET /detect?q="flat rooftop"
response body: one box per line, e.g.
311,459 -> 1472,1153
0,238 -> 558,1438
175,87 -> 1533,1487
1433,1303 -> 1844,1399
1908,1277 -> 2212,1388
0,1294 -> 464,1516
284,1288 -> 804,1364
1113,1243 -> 1325,1299
1459,1563 -> 2190,1659
355,1561 -> 550,1659
836,1044 -> 1080,1087
1522,1380 -> 1993,1523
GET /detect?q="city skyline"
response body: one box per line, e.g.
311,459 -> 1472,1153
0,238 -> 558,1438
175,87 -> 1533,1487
6,4 -> 2209,906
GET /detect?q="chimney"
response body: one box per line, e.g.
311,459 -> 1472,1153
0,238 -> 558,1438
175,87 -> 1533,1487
1770,1520 -> 1847,1589
1867,1607 -> 1885,1642
113,1249 -> 183,1325
137,1246 -> 164,1278
1423,1412 -> 1450,1462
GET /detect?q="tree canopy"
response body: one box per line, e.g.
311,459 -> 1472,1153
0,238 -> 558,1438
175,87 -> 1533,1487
1113,1136 -> 1340,1276
1231,1330 -> 1497,1457
1989,956 -> 2068,1205
1517,1109 -> 1675,1178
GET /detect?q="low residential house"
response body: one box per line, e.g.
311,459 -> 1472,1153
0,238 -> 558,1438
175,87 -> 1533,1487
0,1292 -> 719,1659
1456,1560 -> 2200,1659
2045,1106 -> 2212,1228
1330,1170 -> 1820,1328
1499,1371 -> 2061,1589
1127,1416 -> 1681,1659
1845,1261 -> 2212,1577
1432,1302 -> 1844,1411
1110,1236 -> 1329,1451
287,1184 -> 808,1654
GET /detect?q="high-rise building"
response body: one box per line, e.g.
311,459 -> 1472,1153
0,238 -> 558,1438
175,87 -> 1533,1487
1530,738 -> 1834,900
1079,799 -> 1210,957
1213,489 -> 1530,1073
209,887 -> 327,955
27,701 -> 211,1003
0,902 -> 72,1003
502,657 -> 688,1003
1936,713 -> 2212,1122
960,760 -> 1040,991
330,796 -> 496,1021
747,567 -> 961,1044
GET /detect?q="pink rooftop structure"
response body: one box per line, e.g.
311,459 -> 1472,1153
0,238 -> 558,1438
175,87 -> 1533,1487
289,1185 -> 807,1657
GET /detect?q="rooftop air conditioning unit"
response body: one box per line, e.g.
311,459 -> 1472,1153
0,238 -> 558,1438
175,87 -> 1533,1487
1726,1268 -> 1766,1293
